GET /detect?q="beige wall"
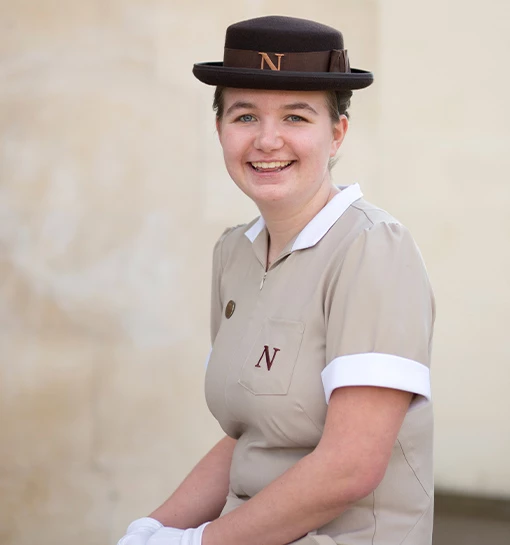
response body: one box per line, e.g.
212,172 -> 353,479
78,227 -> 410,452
0,1 -> 508,543
375,0 -> 510,498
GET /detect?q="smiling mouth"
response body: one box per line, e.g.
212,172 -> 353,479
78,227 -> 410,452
250,160 -> 294,173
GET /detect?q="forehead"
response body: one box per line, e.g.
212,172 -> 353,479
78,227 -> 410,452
222,88 -> 329,111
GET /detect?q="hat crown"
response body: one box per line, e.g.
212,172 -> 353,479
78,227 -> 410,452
192,15 -> 373,91
225,15 -> 344,53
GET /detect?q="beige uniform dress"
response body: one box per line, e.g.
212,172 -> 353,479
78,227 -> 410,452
205,184 -> 435,545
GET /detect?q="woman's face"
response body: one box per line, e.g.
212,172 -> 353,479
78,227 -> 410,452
216,88 -> 348,210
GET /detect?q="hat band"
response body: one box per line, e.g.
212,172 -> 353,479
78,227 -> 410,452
223,48 -> 350,73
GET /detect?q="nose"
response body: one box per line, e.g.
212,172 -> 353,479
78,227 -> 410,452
254,120 -> 284,152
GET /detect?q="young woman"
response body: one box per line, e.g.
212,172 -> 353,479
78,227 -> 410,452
117,15 -> 435,545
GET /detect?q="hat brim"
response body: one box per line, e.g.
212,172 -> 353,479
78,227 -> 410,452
193,62 -> 373,91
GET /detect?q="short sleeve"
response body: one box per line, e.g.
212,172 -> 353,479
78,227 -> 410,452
322,222 -> 435,408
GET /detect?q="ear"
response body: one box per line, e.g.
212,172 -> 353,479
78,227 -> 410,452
330,115 -> 349,157
215,117 -> 222,141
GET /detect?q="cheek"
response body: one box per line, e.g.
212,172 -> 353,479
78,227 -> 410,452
320,131 -> 337,160
221,129 -> 245,161
307,137 -> 334,166
222,144 -> 243,169
220,139 -> 248,181
297,127 -> 333,159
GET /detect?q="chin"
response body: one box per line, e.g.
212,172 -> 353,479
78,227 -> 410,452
247,183 -> 297,206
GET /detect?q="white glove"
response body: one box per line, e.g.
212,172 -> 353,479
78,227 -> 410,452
146,522 -> 210,545
117,517 -> 163,545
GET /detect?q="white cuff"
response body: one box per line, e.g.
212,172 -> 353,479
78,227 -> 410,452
146,522 -> 210,545
117,517 -> 163,545
146,527 -> 184,544
181,522 -> 210,545
126,518 -> 163,535
321,353 -> 431,408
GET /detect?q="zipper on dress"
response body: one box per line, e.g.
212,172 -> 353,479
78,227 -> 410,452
259,271 -> 267,290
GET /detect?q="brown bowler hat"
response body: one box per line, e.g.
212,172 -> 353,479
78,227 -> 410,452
193,15 -> 373,91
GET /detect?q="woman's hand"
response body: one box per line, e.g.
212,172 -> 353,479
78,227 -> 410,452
116,519 -> 209,545
145,523 -> 210,545
117,517 -> 163,545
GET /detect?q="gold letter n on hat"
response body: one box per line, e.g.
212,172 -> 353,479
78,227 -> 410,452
258,52 -> 285,70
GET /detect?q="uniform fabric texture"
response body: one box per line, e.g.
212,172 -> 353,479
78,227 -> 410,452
206,186 -> 434,544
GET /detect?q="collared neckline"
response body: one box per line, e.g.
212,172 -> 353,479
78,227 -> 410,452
244,183 -> 363,252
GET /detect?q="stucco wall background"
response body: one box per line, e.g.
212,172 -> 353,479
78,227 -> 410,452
0,1 -> 508,544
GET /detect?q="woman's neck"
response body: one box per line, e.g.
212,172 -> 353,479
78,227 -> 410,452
261,182 -> 339,268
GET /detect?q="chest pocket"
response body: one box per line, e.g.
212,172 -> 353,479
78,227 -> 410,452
238,317 -> 305,395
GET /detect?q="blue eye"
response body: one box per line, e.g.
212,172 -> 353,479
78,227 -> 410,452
238,114 -> 256,123
287,115 -> 306,122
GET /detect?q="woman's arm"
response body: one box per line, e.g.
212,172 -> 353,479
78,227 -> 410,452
202,387 -> 412,545
149,435 -> 236,528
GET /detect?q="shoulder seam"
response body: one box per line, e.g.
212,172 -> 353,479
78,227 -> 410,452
351,202 -> 402,229
356,205 -> 376,227
216,223 -> 249,270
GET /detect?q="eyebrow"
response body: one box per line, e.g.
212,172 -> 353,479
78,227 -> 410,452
225,101 -> 257,116
224,101 -> 319,117
281,102 -> 319,115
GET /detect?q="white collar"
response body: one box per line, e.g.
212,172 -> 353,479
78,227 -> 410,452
244,183 -> 363,251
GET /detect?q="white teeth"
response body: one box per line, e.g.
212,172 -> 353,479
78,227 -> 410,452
251,161 -> 292,169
